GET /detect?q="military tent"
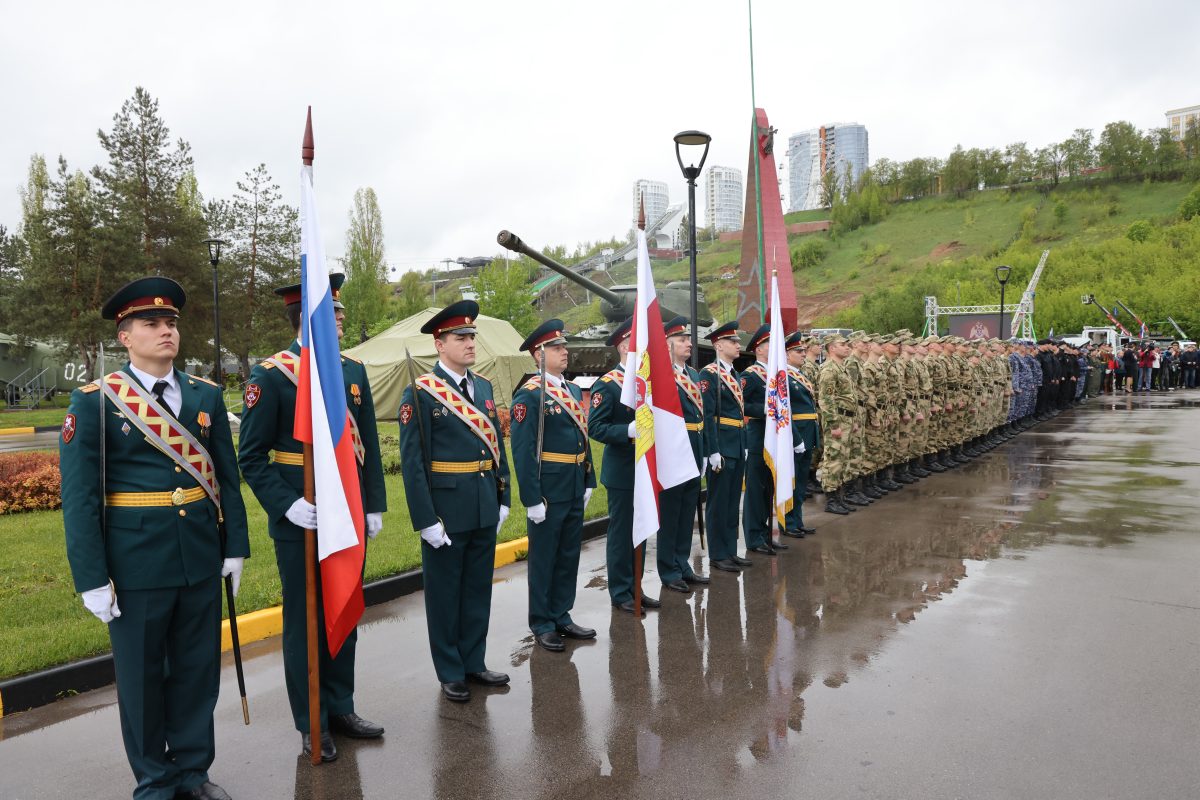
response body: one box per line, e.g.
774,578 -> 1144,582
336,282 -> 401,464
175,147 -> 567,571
343,308 -> 531,419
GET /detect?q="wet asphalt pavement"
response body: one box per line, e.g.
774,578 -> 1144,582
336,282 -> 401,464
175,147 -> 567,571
3,392 -> 1200,799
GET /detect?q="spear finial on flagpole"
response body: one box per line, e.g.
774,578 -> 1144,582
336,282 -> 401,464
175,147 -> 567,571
638,195 -> 646,231
302,106 -> 314,166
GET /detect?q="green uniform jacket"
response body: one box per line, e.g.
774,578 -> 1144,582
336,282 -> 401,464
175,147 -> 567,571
740,363 -> 768,452
238,342 -> 386,542
675,364 -> 706,464
61,366 -> 250,593
700,362 -> 745,458
587,367 -> 634,490
510,377 -> 596,506
397,364 -> 511,534
788,366 -> 821,452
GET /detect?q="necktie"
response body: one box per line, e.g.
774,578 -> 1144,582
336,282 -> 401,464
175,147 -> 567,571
459,377 -> 470,400
152,380 -> 174,417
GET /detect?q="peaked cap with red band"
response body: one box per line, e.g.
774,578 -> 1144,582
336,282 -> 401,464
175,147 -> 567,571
746,323 -> 771,352
663,315 -> 690,338
606,316 -> 633,348
273,272 -> 346,309
520,319 -> 567,352
706,320 -> 740,343
101,276 -> 186,323
421,299 -> 479,337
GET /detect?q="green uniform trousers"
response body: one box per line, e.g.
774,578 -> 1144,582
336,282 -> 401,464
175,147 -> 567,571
604,487 -> 644,604
657,477 -> 700,584
421,525 -> 497,682
110,579 -> 221,800
704,456 -> 744,561
785,449 -> 814,531
742,446 -> 773,548
274,538 -> 356,733
527,496 -> 584,635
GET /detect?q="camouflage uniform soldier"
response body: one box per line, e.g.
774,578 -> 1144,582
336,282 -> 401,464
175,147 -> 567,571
817,334 -> 856,515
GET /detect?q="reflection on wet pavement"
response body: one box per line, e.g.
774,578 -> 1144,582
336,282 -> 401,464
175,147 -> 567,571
3,394 -> 1200,799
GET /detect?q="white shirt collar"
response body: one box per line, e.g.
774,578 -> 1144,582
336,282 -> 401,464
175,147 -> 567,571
438,361 -> 469,387
128,363 -> 176,392
545,373 -> 564,388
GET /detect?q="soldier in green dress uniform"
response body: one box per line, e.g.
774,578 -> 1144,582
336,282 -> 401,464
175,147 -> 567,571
61,277 -> 249,800
587,317 -> 662,614
510,319 -> 597,652
783,331 -> 819,538
397,300 -> 513,702
657,316 -> 711,593
699,321 -> 752,573
740,324 -> 787,556
237,274 -> 387,762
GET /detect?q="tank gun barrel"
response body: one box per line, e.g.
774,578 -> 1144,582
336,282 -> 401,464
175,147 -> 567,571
497,230 -> 622,306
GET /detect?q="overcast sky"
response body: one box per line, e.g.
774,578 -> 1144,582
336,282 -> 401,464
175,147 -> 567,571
2,0 -> 1196,275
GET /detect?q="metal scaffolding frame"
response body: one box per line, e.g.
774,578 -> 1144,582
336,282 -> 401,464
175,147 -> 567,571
923,250 -> 1050,340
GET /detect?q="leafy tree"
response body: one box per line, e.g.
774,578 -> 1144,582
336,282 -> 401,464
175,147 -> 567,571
1005,142 -> 1035,184
91,87 -> 212,364
1179,184 -> 1200,221
341,188 -> 388,343
818,168 -> 840,208
1097,121 -> 1149,180
1061,129 -> 1094,179
0,225 -> 24,327
395,269 -> 430,319
943,145 -> 975,198
1126,219 -> 1152,242
1035,143 -> 1064,187
473,257 -> 538,335
205,164 -> 298,376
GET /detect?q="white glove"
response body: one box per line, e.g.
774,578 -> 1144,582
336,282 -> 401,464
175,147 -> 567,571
793,440 -> 806,454
285,497 -> 318,529
626,421 -> 637,439
583,489 -> 593,507
420,522 -> 452,549
366,512 -> 383,540
81,585 -> 120,624
497,504 -> 510,531
221,557 -> 244,598
744,449 -> 749,460
708,453 -> 723,471
527,502 -> 547,524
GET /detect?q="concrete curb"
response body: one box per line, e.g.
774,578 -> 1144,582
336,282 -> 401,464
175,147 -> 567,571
0,425 -> 60,436
0,513 -> 615,716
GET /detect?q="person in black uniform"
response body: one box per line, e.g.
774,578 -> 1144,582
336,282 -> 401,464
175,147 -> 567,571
657,316 -> 710,593
237,275 -> 387,761
398,300 -> 513,702
699,321 -> 752,573
510,320 -> 597,652
740,324 -> 787,556
61,277 -> 249,800
587,316 -> 661,614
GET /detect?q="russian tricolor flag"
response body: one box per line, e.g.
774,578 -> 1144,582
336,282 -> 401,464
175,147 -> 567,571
294,154 -> 365,657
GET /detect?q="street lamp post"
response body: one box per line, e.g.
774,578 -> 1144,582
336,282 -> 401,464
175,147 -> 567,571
995,265 -> 1012,339
203,238 -> 230,385
674,129 -> 712,369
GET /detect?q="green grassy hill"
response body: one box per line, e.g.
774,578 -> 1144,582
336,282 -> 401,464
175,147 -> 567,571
545,178 -> 1200,338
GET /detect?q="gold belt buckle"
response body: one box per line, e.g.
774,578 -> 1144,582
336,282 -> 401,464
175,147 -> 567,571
171,487 -> 186,506
479,459 -> 489,471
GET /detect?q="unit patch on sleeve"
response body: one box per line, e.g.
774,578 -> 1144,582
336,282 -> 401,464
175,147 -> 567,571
244,383 -> 261,409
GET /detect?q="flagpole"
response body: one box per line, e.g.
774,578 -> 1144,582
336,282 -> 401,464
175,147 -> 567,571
301,107 -> 322,767
748,0 -> 766,321
633,198 -> 646,620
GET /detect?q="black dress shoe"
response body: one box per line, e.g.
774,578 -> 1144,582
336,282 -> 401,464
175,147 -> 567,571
555,623 -> 596,640
799,525 -> 816,535
466,670 -> 510,686
710,558 -> 741,572
683,573 -> 710,584
730,554 -> 753,567
781,529 -> 806,538
301,731 -> 338,762
640,594 -> 662,608
440,681 -> 471,702
748,544 -> 777,556
769,539 -> 789,550
330,712 -> 384,739
665,579 -> 691,593
535,631 -> 565,651
613,599 -> 645,615
176,782 -> 233,800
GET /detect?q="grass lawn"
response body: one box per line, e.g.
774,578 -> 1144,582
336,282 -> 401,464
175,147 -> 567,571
0,394 -> 72,429
0,439 -> 609,680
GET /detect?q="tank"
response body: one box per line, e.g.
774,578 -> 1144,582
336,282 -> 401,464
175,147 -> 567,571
497,230 -> 717,376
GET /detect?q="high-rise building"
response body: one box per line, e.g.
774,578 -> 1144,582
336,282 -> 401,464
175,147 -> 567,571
1166,104 -> 1200,141
787,123 -> 869,211
704,165 -> 744,233
632,179 -> 669,229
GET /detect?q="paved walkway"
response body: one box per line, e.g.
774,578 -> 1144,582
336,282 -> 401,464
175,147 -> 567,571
3,392 -> 1199,799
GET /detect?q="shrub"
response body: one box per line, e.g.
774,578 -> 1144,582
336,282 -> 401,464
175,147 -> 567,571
0,452 -> 62,515
792,239 -> 828,270
1126,219 -> 1152,243
1179,184 -> 1200,221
